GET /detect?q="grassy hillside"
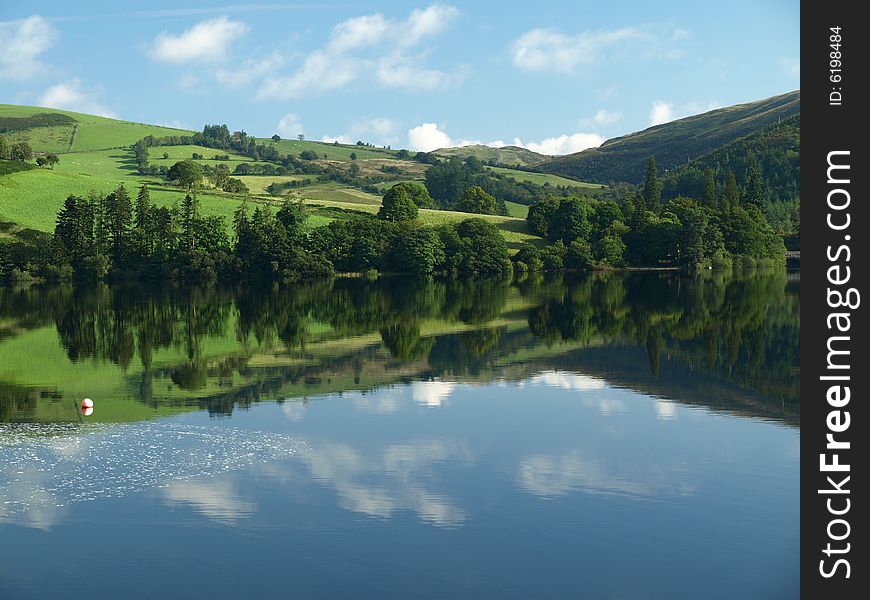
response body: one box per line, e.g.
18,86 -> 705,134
487,166 -> 602,189
434,144 -> 548,167
0,104 -> 194,153
537,90 -> 800,184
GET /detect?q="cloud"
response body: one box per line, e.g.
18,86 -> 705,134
781,57 -> 800,79
150,15 -> 248,63
214,53 -> 285,87
412,381 -> 456,407
163,480 -> 255,523
0,15 -> 57,80
407,123 -> 603,155
648,99 -> 721,126
276,113 -> 304,138
580,108 -> 623,128
511,25 -> 686,73
38,79 -> 117,118
157,119 -> 191,130
519,132 -> 604,155
649,100 -> 674,126
257,4 -> 463,99
528,371 -> 606,391
321,116 -> 398,146
408,122 -> 454,152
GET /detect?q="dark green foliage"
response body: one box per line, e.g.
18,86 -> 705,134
387,226 -> 445,275
378,184 -> 419,222
642,157 -> 662,212
511,244 -> 544,272
10,141 -> 33,161
222,177 -> 248,193
395,181 -> 434,208
454,185 -> 498,215
167,160 -> 203,189
526,197 -> 560,237
550,197 -> 594,243
0,159 -> 36,175
566,239 -> 594,270
437,219 -> 512,276
105,185 -> 132,264
0,112 -> 75,132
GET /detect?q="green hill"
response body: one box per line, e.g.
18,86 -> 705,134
434,144 -> 549,167
536,90 -> 800,184
0,104 -> 194,153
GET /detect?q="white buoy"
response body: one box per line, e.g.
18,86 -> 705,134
82,406 -> 94,417
82,398 -> 94,410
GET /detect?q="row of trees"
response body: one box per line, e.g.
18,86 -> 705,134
44,180 -> 513,284
516,157 -> 784,272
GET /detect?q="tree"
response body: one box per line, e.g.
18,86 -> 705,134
10,141 -> 33,161
396,181 -> 434,208
642,157 -> 662,212
163,152 -> 170,160
105,185 -> 132,264
526,197 -> 560,237
444,218 -> 512,275
135,184 -> 151,230
722,170 -> 741,210
378,184 -> 419,221
744,153 -> 764,209
168,160 -> 203,190
550,197 -> 594,244
222,177 -> 248,193
0,136 -> 8,160
350,152 -> 357,160
703,167 -> 717,207
209,163 -> 230,189
388,226 -> 445,275
54,195 -> 94,268
271,134 -> 281,142
36,156 -> 48,167
180,194 -> 201,251
565,238 -> 594,270
454,185 -> 498,214
46,153 -> 59,168
297,133 -> 305,141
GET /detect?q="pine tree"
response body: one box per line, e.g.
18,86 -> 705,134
180,193 -> 201,251
744,153 -> 764,209
642,157 -> 662,213
105,184 -> 132,264
722,171 -> 741,211
135,184 -> 151,230
703,167 -> 717,208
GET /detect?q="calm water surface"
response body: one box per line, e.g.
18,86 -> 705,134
0,272 -> 799,599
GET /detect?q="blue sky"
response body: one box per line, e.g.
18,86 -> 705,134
0,1 -> 799,154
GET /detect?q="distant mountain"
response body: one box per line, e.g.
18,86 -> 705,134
536,90 -> 800,184
433,144 -> 549,167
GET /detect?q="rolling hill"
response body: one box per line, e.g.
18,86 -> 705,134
536,90 -> 800,184
433,144 -> 549,167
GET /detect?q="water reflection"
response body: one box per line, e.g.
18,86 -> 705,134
0,270 -> 799,425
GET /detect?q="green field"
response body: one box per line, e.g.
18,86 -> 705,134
504,201 -> 529,218
263,138 -> 400,161
488,166 -> 602,188
0,104 -> 193,153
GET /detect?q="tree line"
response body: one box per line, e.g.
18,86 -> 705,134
514,157 -> 785,272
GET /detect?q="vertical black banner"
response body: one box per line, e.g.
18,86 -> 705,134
802,1 -> 867,596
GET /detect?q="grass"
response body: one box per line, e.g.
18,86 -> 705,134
488,166 -> 602,188
236,175 -> 312,195
147,144 -> 263,165
262,138 -> 401,161
504,200 -> 529,218
0,104 -> 193,153
0,169 -> 246,231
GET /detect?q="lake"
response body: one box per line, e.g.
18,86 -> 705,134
0,271 -> 799,599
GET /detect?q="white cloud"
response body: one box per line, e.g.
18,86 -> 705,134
648,99 -> 721,126
581,108 -> 622,128
257,4 -> 462,99
529,371 -> 606,391
407,122 -> 603,155
519,132 -> 604,155
649,100 -> 674,126
214,53 -> 285,87
408,122 -> 454,152
275,113 -> 304,138
0,15 -> 57,80
321,116 -> 398,146
38,79 -> 117,118
150,15 -> 248,63
158,119 -> 191,130
163,480 -> 255,523
781,57 -> 800,79
412,381 -> 456,407
511,25 -> 686,73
